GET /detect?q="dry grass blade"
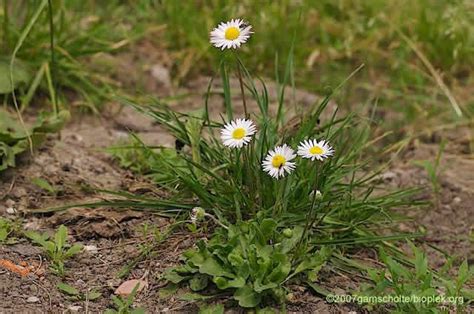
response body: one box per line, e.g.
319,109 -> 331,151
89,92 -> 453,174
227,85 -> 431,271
399,31 -> 463,118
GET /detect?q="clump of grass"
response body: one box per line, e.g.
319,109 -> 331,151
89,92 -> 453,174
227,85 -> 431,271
0,0 -> 139,112
360,243 -> 473,312
99,32 -> 425,307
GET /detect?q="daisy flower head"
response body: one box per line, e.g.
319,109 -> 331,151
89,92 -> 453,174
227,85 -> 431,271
220,118 -> 257,148
297,139 -> 334,161
262,144 -> 296,179
210,19 -> 252,50
190,207 -> 205,224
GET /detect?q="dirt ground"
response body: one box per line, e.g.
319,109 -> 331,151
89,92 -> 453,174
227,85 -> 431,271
1,42 -> 473,313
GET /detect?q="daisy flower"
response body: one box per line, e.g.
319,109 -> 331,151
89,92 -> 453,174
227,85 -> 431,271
210,19 -> 252,50
262,144 -> 296,179
297,139 -> 334,161
220,118 -> 257,148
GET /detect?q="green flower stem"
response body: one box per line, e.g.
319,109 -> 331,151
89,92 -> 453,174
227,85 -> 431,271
273,176 -> 289,217
232,51 -> 248,119
234,149 -> 243,221
237,62 -> 248,118
2,0 -> 9,52
294,162 -> 320,256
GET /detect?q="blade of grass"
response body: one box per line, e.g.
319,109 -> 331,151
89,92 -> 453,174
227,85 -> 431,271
9,0 -> 48,153
398,31 -> 463,118
220,60 -> 232,121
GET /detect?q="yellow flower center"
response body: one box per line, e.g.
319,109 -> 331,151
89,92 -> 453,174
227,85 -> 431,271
272,155 -> 286,168
309,146 -> 323,155
225,27 -> 240,40
232,128 -> 246,140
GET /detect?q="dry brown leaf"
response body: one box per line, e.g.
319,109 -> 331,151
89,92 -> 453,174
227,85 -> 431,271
114,279 -> 148,296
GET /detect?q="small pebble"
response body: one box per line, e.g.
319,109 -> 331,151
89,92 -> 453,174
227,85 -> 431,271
381,171 -> 396,181
71,134 -> 83,142
6,207 -> 16,215
76,279 -> 86,286
453,197 -> 461,204
84,245 -> 99,254
68,305 -> 82,312
27,296 -> 40,303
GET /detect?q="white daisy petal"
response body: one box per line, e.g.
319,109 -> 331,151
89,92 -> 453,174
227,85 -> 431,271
209,19 -> 253,50
262,144 -> 296,179
297,139 -> 334,161
220,118 -> 257,149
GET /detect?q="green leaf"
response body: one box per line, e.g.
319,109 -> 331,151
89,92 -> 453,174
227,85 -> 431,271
213,276 -> 246,290
33,110 -> 71,133
179,293 -> 214,301
0,57 -> 30,94
0,110 -> 28,142
165,270 -> 189,284
111,295 -> 125,307
410,243 -> 428,278
294,246 -> 332,276
253,281 -> 278,293
25,230 -> 48,247
0,142 -> 16,171
65,244 -> 83,258
55,225 -> 68,252
280,226 -> 304,254
265,257 -> 291,284
44,241 -> 56,254
158,284 -> 178,298
259,218 -> 277,242
306,281 -> 332,297
31,177 -> 56,195
57,282 -> 80,296
0,108 -> 67,172
87,291 -> 102,301
386,257 -> 410,282
234,285 -> 261,308
457,260 -> 469,287
198,303 -> 224,314
189,274 -> 209,291
0,228 -> 8,242
199,257 -> 235,278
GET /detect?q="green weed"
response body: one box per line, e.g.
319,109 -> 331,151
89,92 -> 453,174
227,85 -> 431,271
360,243 -> 474,312
0,108 -> 69,171
57,282 -> 101,302
166,218 -> 332,308
0,217 -> 21,244
104,284 -> 145,314
25,224 -> 82,276
413,140 -> 446,203
31,177 -> 57,195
